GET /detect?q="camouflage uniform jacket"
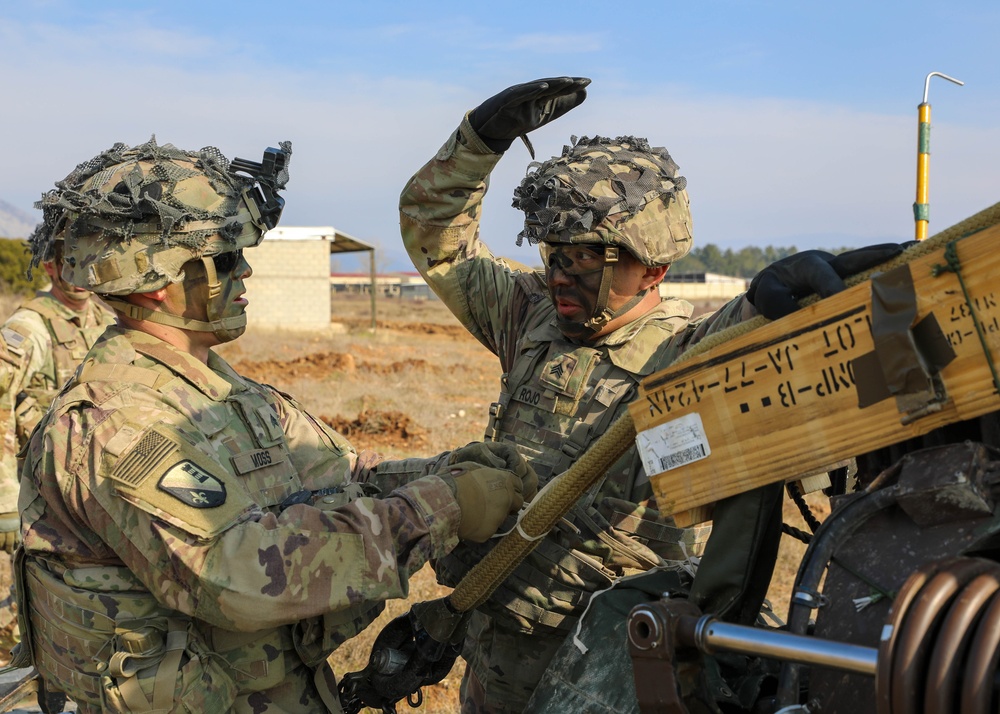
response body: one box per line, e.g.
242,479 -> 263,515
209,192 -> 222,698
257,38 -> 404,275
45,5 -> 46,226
0,291 -> 113,512
400,117 -> 755,634
18,326 -> 463,712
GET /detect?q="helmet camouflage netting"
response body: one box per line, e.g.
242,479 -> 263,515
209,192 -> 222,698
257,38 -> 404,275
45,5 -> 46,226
512,135 -> 693,266
30,137 -> 291,295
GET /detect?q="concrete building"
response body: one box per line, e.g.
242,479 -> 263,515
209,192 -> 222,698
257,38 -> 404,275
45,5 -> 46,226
659,271 -> 749,302
247,226 -> 374,331
330,272 -> 436,299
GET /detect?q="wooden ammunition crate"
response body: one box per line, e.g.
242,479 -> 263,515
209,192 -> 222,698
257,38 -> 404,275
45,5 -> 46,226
630,219 -> 1000,522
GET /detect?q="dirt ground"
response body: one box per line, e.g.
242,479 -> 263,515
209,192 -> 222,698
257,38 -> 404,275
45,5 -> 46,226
0,291 -> 832,713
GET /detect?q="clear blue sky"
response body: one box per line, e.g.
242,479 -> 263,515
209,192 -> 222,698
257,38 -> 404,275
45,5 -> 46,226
2,1 -> 997,271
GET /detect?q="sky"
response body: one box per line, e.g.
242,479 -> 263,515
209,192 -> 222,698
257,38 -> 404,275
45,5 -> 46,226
2,1 -> 998,272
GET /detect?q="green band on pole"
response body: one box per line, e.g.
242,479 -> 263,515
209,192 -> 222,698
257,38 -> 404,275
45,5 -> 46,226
918,122 -> 931,154
913,203 -> 930,221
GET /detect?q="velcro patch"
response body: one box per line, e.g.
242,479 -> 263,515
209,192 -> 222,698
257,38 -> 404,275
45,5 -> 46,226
110,428 -> 177,488
158,461 -> 227,508
104,425 -> 254,539
231,446 -> 285,475
1,328 -> 26,355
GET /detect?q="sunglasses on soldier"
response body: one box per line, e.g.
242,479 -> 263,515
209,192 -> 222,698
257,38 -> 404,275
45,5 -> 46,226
212,249 -> 244,275
539,243 -> 609,276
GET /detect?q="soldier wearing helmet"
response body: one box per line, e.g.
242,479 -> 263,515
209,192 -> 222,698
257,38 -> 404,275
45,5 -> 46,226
0,236 -> 114,547
0,227 -> 115,643
514,134 -> 694,342
15,137 -> 537,713
400,77 -> 905,713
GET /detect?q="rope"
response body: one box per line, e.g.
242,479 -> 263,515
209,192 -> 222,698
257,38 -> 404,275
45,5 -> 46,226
450,413 -> 636,612
781,523 -> 812,544
449,200 -> 1000,613
932,242 -> 1000,395
786,481 -> 822,534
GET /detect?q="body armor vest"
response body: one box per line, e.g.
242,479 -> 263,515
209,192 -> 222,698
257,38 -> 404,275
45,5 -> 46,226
438,321 -> 711,633
19,296 -> 109,402
18,358 -> 360,713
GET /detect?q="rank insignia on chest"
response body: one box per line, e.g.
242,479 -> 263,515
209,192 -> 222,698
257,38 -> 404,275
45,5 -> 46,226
539,348 -> 599,400
158,461 -> 227,508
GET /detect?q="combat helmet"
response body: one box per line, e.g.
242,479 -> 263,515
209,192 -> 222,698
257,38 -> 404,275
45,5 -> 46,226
25,223 -> 93,306
29,137 -> 291,341
512,135 -> 691,334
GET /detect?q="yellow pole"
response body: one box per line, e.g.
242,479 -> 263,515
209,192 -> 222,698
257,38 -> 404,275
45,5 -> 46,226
913,72 -> 964,240
914,102 -> 932,240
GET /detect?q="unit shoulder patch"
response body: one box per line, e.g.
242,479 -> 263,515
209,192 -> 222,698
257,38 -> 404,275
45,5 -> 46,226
158,461 -> 227,508
103,423 -> 255,539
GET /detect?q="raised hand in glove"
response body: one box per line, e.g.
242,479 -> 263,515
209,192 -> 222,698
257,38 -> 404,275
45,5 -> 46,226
747,243 -> 908,320
0,512 -> 20,553
468,77 -> 591,153
442,463 -> 527,543
446,442 -> 538,501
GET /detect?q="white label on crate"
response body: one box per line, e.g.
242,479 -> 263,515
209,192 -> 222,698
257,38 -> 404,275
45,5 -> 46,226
635,412 -> 711,475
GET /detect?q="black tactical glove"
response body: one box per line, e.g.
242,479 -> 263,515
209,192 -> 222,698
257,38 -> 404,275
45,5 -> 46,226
468,77 -> 591,153
747,243 -> 908,320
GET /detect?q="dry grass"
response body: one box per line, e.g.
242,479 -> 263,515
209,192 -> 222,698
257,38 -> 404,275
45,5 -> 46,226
0,290 -> 828,713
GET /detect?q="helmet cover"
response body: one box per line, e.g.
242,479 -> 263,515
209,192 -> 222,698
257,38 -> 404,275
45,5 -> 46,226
513,135 -> 692,266
30,137 -> 291,295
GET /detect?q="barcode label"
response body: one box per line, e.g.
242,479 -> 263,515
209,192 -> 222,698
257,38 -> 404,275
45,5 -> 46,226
659,443 -> 707,471
635,413 -> 711,476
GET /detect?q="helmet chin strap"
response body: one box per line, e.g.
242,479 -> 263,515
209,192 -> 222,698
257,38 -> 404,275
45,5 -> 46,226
103,257 -> 247,342
556,246 -> 649,341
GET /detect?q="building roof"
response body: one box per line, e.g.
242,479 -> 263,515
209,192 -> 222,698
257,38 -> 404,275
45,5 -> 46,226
265,226 -> 374,254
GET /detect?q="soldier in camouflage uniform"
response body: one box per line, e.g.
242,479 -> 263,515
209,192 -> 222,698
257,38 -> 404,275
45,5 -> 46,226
0,337 -> 22,557
399,76 -> 762,714
399,77 -> 904,713
14,137 -> 537,714
0,237 -> 114,637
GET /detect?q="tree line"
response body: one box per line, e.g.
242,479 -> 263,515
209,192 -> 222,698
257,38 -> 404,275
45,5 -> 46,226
0,238 -> 46,295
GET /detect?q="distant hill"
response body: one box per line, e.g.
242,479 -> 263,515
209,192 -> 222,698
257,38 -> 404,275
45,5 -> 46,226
0,200 -> 37,239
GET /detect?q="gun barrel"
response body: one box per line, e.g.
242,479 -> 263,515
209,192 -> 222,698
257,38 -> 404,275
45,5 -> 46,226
693,616 -> 878,676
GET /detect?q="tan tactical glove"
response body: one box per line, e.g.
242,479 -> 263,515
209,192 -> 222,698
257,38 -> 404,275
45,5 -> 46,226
442,462 -> 526,543
0,512 -> 20,554
446,442 -> 539,502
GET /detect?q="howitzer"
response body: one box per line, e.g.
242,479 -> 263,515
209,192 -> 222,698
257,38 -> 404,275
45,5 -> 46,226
341,199 -> 1000,713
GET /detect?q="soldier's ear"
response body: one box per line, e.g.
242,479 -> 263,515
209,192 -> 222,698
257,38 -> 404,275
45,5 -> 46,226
131,287 -> 170,304
41,261 -> 60,281
640,265 -> 669,290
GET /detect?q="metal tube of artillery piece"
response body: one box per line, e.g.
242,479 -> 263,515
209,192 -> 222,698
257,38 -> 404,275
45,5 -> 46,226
914,71 -> 964,241
692,616 -> 878,676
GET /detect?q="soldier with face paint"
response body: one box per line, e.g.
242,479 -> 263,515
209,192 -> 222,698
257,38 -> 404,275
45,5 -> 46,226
400,77 -> 906,713
14,138 -> 537,713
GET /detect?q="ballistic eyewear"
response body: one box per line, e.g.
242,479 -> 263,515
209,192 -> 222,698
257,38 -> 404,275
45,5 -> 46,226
540,243 -> 613,276
213,249 -> 244,275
